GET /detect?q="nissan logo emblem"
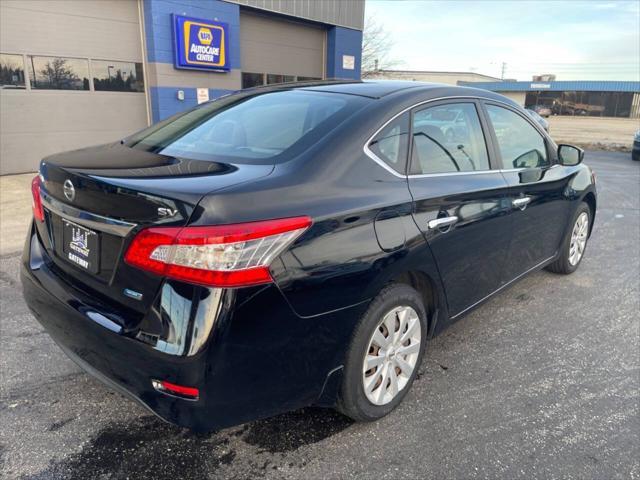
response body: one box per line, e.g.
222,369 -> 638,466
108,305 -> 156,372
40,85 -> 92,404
63,179 -> 76,202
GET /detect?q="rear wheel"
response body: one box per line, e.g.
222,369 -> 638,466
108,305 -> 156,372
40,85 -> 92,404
337,283 -> 427,422
546,202 -> 591,274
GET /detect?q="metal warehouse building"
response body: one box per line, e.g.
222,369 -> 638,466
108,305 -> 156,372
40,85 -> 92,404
459,80 -> 640,119
0,0 -> 364,175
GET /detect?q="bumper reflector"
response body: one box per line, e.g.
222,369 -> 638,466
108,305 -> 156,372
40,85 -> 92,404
152,379 -> 199,400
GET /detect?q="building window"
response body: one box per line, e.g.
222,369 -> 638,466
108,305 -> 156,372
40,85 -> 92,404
92,60 -> 144,92
525,91 -> 635,118
242,72 -> 323,89
28,56 -> 90,90
242,72 -> 264,89
266,74 -> 295,85
0,53 -> 25,89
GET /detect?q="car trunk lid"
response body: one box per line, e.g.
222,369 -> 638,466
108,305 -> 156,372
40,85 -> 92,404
35,142 -> 273,329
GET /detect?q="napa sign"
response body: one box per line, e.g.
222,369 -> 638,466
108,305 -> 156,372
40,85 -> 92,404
173,14 -> 230,71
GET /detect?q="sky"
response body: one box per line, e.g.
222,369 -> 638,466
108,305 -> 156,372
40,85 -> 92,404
364,0 -> 640,81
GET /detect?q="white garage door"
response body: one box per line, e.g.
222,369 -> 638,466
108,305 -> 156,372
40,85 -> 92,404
239,10 -> 324,88
0,0 -> 149,175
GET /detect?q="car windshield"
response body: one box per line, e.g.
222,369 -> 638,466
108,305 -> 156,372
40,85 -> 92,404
124,90 -> 367,164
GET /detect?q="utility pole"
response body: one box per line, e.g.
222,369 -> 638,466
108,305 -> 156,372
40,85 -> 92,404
501,62 -> 507,80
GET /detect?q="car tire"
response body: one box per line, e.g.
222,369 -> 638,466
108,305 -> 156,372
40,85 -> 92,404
546,202 -> 591,275
336,283 -> 427,422
632,152 -> 639,161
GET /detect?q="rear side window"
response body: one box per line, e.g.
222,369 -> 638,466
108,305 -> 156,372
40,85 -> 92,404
486,105 -> 549,169
126,90 -> 366,163
410,103 -> 489,175
368,112 -> 410,173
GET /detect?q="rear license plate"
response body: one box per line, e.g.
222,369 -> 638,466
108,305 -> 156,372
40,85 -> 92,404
62,219 -> 100,274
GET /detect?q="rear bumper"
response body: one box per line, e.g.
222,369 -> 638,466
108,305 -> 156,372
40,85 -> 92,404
21,225 -> 367,431
21,234 -> 210,429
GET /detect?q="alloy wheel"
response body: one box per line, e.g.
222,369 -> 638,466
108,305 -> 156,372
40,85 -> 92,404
569,211 -> 589,266
362,306 -> 421,406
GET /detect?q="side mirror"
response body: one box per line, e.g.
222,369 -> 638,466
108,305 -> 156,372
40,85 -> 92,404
558,144 -> 584,166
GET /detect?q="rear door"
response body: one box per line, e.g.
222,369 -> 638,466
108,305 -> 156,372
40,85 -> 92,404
483,103 -> 572,280
407,100 -> 513,317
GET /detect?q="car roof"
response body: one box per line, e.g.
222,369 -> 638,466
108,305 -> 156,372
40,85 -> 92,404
301,81 -> 517,106
235,79 -> 521,108
300,80 -> 427,98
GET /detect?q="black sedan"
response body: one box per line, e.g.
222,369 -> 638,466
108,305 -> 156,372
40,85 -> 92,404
22,81 -> 596,431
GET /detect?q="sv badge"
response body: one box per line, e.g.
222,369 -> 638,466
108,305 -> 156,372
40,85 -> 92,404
158,207 -> 178,217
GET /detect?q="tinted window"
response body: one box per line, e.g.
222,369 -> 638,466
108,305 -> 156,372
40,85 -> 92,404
369,113 -> 410,173
92,60 -> 144,92
0,54 -> 25,88
28,56 -> 89,90
486,105 -> 549,169
242,72 -> 263,88
411,103 -> 489,174
126,90 -> 366,163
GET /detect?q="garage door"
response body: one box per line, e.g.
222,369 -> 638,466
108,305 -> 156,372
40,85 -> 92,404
0,0 -> 149,175
240,10 -> 324,88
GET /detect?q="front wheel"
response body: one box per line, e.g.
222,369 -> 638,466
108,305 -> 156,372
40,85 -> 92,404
546,202 -> 591,274
337,283 -> 427,422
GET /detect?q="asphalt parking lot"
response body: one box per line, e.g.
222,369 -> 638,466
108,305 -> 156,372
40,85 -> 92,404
0,151 -> 638,479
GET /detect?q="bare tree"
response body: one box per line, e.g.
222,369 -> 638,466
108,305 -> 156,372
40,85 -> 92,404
39,58 -> 79,89
361,15 -> 402,77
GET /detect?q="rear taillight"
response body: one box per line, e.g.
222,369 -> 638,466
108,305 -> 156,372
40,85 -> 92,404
31,175 -> 44,222
124,216 -> 312,288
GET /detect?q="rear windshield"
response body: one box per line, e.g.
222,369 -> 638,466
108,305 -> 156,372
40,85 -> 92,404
125,90 -> 368,163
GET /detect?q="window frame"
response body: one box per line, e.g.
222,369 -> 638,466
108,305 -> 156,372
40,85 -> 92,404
363,95 -> 559,179
367,111 -> 411,175
408,99 -> 498,176
480,100 -> 555,170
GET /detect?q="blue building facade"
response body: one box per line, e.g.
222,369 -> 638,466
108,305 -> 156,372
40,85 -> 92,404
142,0 -> 364,122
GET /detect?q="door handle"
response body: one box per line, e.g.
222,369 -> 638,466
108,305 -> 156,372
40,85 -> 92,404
427,216 -> 459,231
512,196 -> 532,210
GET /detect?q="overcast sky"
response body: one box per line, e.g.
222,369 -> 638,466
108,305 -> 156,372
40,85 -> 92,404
364,0 -> 640,81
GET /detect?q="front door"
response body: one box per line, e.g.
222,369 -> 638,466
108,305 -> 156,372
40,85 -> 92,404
407,101 -> 513,317
483,103 -> 573,280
